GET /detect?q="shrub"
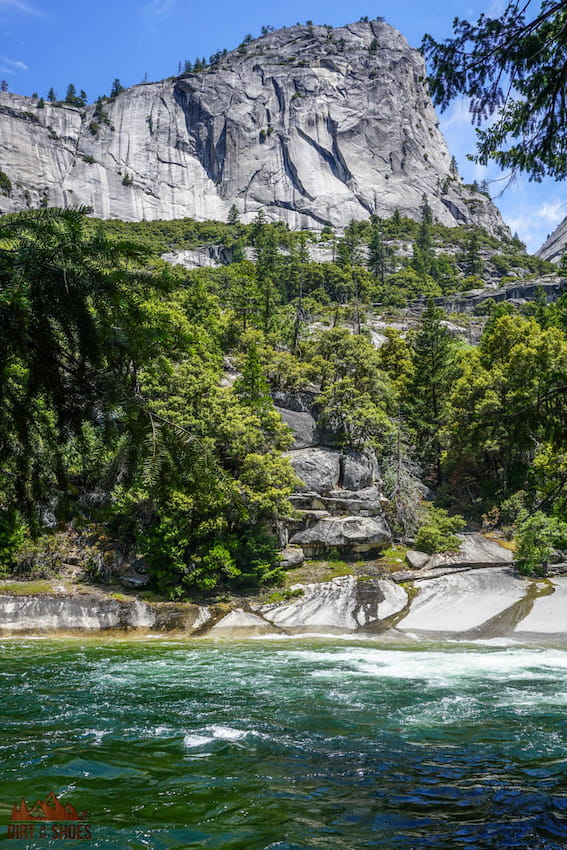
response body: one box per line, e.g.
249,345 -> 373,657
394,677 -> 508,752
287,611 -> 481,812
0,169 -> 12,196
515,512 -> 567,576
0,510 -> 26,577
415,506 -> 465,554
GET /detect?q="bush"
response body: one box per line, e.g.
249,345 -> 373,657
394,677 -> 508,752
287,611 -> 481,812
414,506 -> 465,554
0,510 -> 26,576
0,169 -> 12,196
515,512 -> 567,576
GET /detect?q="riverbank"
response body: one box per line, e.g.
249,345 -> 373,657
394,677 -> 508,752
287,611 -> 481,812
1,566 -> 566,645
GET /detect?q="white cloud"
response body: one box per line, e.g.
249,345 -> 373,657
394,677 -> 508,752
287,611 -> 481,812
439,98 -> 472,132
534,200 -> 566,225
501,198 -> 566,253
1,56 -> 28,71
140,0 -> 174,22
0,0 -> 42,16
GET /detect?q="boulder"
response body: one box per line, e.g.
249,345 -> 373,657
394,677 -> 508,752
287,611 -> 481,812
340,449 -> 380,491
276,407 -> 318,449
405,550 -> 430,570
289,486 -> 384,516
285,448 -> 341,494
279,546 -> 305,570
426,533 -> 514,570
290,515 -> 391,556
316,490 -> 383,517
120,571 -> 150,589
257,575 -> 407,633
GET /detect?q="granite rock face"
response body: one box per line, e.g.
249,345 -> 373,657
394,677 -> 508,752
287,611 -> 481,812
285,447 -> 342,493
257,575 -> 408,633
537,216 -> 567,264
290,515 -> 391,556
395,567 -> 527,636
0,594 -> 155,631
0,22 -> 508,234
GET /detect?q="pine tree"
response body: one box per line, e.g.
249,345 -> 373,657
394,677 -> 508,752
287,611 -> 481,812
368,215 -> 390,284
227,204 -> 240,225
423,1 -> 567,180
412,196 -> 437,279
337,219 -> 364,268
463,230 -> 484,277
407,299 -> 455,486
390,208 -> 402,236
337,221 -> 364,333
291,232 -> 309,353
254,214 -> 280,332
110,78 -> 124,98
234,343 -> 272,412
47,87 -> 56,102
65,83 -> 78,105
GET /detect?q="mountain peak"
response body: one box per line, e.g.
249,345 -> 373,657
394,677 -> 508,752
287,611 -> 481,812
0,20 -> 507,237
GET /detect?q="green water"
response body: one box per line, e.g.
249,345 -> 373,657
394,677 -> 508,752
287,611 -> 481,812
1,637 -> 567,849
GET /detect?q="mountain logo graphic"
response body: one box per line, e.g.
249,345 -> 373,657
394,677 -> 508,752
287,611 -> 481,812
9,792 -> 88,823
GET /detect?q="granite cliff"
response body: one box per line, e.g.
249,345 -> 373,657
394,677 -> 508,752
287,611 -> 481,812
538,215 -> 567,264
0,21 -> 507,234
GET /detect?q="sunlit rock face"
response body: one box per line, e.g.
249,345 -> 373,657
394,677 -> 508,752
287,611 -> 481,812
538,216 -> 567,264
0,21 -> 507,235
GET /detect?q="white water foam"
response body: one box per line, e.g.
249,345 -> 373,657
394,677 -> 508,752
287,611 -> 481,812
281,646 -> 567,685
183,725 -> 260,749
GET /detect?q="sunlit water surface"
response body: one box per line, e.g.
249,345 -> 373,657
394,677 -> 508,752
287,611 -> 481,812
0,637 -> 566,848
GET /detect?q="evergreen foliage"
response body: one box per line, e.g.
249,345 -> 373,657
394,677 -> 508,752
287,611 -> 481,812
0,203 -> 563,591
423,0 -> 567,180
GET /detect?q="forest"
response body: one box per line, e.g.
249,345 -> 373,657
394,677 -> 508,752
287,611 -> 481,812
0,204 -> 566,598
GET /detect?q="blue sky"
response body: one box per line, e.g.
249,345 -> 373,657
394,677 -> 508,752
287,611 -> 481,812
1,0 -> 564,252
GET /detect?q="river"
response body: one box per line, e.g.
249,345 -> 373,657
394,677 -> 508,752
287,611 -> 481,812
1,638 -> 566,848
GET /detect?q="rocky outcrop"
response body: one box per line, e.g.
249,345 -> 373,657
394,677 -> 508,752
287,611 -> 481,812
277,387 -> 392,558
284,444 -> 392,556
290,515 -> 391,557
275,407 -> 318,449
515,577 -> 567,635
255,575 -> 407,634
0,593 -> 218,633
0,594 -> 155,631
285,447 -> 341,493
538,216 -> 567,264
433,277 -> 564,314
393,533 -> 514,582
208,608 -> 278,637
2,572 -> 567,640
0,22 -> 508,235
395,567 -> 527,636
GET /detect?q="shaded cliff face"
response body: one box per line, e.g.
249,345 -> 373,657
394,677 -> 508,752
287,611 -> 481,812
0,21 -> 507,234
